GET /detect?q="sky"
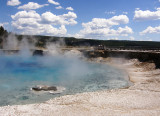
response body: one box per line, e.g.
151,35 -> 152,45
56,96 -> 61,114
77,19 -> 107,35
0,0 -> 160,41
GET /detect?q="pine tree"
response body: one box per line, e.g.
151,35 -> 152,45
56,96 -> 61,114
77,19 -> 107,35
0,26 -> 5,36
0,26 -> 8,48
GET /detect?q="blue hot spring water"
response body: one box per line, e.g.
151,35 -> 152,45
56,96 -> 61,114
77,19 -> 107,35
0,54 -> 129,106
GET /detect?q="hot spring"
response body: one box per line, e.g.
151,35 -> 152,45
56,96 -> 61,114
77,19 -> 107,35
0,50 -> 130,106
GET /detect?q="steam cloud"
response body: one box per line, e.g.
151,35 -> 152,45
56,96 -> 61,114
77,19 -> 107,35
0,35 -> 129,106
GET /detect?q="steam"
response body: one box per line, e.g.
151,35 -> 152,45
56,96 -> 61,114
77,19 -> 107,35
0,36 -> 130,106
43,42 -> 92,83
1,34 -> 128,89
19,37 -> 33,57
1,34 -> 103,88
3,33 -> 18,50
46,43 -> 62,56
2,34 -> 34,57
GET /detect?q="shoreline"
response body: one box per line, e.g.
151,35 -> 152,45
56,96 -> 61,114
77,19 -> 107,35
0,57 -> 160,116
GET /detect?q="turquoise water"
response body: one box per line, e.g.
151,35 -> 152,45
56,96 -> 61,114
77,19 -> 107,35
0,54 -> 129,106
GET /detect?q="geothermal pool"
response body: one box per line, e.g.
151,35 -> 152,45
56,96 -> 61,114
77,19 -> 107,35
0,54 -> 129,106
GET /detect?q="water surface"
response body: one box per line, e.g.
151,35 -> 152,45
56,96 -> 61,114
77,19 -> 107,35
0,54 -> 129,106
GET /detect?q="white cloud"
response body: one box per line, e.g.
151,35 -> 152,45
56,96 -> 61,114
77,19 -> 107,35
62,12 -> 77,19
117,26 -> 133,36
48,0 -> 59,5
156,7 -> 160,10
107,37 -> 119,40
129,36 -> 135,40
0,22 -> 9,27
41,11 -> 77,25
82,15 -> 129,29
105,11 -> 116,15
75,15 -> 133,39
135,8 -> 140,10
134,8 -> 160,21
18,2 -> 48,10
7,0 -> 21,6
11,11 -> 41,31
56,6 -> 63,9
140,26 -> 160,35
66,7 -> 74,11
11,10 -> 41,20
123,12 -> 128,15
11,10 -> 77,36
41,12 -> 60,25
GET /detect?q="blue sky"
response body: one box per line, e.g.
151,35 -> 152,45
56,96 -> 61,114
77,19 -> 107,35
0,0 -> 160,41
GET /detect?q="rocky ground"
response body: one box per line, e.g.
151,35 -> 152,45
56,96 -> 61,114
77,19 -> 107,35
0,57 -> 160,116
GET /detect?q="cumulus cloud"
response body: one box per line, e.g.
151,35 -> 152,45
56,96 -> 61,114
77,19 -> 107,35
11,10 -> 41,20
75,15 -> 132,39
11,10 -> 77,36
140,26 -> 160,35
48,0 -> 59,5
134,8 -> 160,21
66,7 -> 74,11
41,12 -> 60,24
18,2 -> 48,10
82,15 -> 129,29
41,11 -> 77,25
56,6 -> 63,9
117,26 -> 133,36
7,0 -> 21,6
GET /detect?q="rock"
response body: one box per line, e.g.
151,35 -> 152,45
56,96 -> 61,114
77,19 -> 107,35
83,50 -> 160,69
32,85 -> 57,92
33,50 -> 43,56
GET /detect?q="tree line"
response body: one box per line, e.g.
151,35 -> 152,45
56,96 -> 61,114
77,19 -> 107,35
0,26 -> 160,49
